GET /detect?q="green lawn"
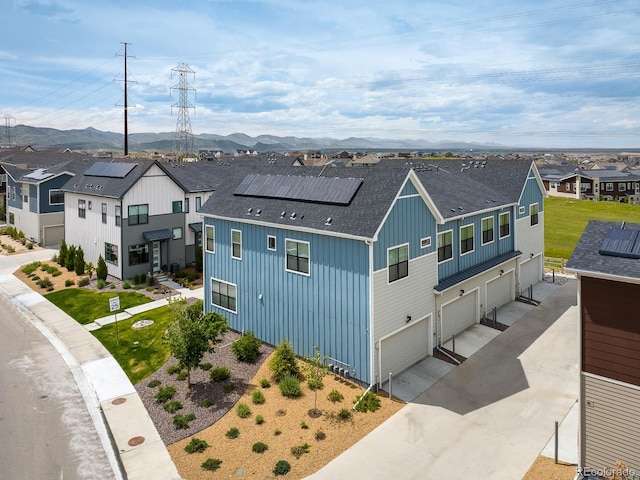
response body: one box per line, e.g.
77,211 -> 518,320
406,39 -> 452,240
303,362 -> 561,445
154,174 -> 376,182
45,289 -> 153,325
92,306 -> 174,384
544,197 -> 640,259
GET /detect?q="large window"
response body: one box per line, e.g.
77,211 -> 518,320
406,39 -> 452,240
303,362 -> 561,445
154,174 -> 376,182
172,200 -> 182,213
105,242 -> 118,265
530,203 -> 539,226
205,225 -> 215,253
172,227 -> 183,239
460,224 -> 474,255
437,230 -> 453,262
78,199 -> 86,218
49,189 -> 64,205
128,204 -> 148,225
388,244 -> 409,283
128,244 -> 149,265
499,212 -> 510,238
115,205 -> 121,227
101,203 -> 107,224
195,196 -> 202,212
211,278 -> 237,313
286,239 -> 310,275
482,217 -> 494,245
605,183 -> 614,192
231,229 -> 242,259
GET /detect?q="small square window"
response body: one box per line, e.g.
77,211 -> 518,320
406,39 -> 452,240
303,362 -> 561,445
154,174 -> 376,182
267,235 -> 277,251
519,206 -> 525,215
172,227 -> 183,239
420,237 -> 431,249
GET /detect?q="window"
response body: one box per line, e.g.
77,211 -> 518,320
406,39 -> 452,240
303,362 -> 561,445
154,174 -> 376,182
460,224 -> 474,255
211,279 -> 237,313
172,200 -> 182,213
105,242 -> 118,265
115,205 -> 121,227
9,212 -> 14,224
101,203 -> 107,223
499,212 -> 510,238
530,204 -> 539,226
620,183 -> 626,192
437,230 -> 453,262
231,229 -> 242,259
128,244 -> 149,265
88,200 -> 92,210
12,186 -> 16,201
482,217 -> 494,245
388,245 -> 409,283
205,225 -> 215,253
78,199 -> 86,218
128,204 -> 148,225
420,236 -> 431,249
286,239 -> 310,275
49,189 -> 64,205
267,235 -> 277,251
195,196 -> 201,212
519,206 -> 525,214
172,227 -> 183,239
606,183 -> 614,192
184,198 -> 189,213
565,182 -> 570,191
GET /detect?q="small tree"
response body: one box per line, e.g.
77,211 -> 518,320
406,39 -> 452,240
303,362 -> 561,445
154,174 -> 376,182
85,261 -> 94,280
96,255 -> 108,281
58,240 -> 68,267
74,246 -> 85,275
268,337 -> 300,382
195,246 -> 203,273
303,346 -> 329,416
66,244 -> 76,271
163,298 -> 228,387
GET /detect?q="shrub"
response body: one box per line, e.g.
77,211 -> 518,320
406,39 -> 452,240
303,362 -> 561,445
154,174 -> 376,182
109,283 -> 115,289
273,460 -> 291,476
173,413 -> 196,429
236,402 -> 251,418
200,362 -> 213,371
184,437 -> 209,454
167,365 -> 182,375
200,399 -> 214,408
163,400 -> 183,413
58,240 -> 68,267
223,383 -> 235,394
300,421 -> 308,429
147,379 -> 161,388
255,415 -> 264,425
268,338 -> 299,382
338,408 -> 352,420
96,279 -> 106,289
140,272 -> 147,285
231,331 -> 262,362
147,275 -> 155,287
225,427 -> 240,439
210,366 -> 230,382
122,280 -> 131,289
36,277 -> 53,289
315,429 -> 326,441
273,428 -> 281,436
74,246 -> 85,275
65,245 -> 76,271
201,458 -> 222,472
290,443 -> 310,459
132,274 -> 140,285
278,375 -> 301,398
251,389 -> 265,405
154,385 -> 176,403
26,242 -> 33,250
78,277 -> 90,287
353,391 -> 381,413
22,261 -> 41,275
176,371 -> 187,381
252,442 -> 268,454
65,279 -> 75,287
96,255 -> 108,281
327,389 -> 344,403
259,378 -> 271,388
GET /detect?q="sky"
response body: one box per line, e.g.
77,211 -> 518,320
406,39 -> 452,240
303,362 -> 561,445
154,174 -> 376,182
2,0 -> 640,148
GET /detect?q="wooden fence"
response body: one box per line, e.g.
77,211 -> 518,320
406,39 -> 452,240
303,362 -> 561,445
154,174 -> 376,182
544,256 -> 567,273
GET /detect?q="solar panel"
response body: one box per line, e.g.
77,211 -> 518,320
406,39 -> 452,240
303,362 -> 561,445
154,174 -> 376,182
234,174 -> 362,205
23,168 -> 54,181
85,162 -> 137,178
598,227 -> 640,259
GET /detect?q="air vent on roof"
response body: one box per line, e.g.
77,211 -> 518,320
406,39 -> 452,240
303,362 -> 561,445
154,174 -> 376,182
280,211 -> 286,218
290,213 -> 297,220
325,217 -> 332,226
247,208 -> 252,215
255,209 -> 261,216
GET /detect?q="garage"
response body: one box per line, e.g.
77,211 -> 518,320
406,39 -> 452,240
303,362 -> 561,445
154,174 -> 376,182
379,316 -> 430,383
486,272 -> 514,313
520,256 -> 541,294
441,290 -> 477,343
43,225 -> 64,247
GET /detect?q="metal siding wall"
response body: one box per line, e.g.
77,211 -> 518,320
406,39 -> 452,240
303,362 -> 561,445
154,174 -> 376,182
29,184 -> 37,213
517,175 -> 544,220
497,206 -> 516,255
7,178 -> 21,209
40,175 -> 70,214
203,218 -> 371,383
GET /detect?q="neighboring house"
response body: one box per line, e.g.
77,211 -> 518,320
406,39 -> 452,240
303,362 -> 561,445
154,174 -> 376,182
539,165 -> 640,202
565,220 -> 640,475
1,152 -> 92,245
199,158 -> 546,386
61,159 -> 208,279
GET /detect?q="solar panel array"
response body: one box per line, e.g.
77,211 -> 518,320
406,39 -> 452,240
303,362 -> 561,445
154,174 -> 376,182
23,168 -> 54,181
598,227 -> 640,259
85,162 -> 137,178
234,174 -> 362,205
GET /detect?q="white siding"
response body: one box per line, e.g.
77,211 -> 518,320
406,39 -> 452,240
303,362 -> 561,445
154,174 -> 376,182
8,206 -> 40,243
441,290 -> 477,342
486,270 -> 514,312
519,255 -> 542,294
124,164 -> 183,216
184,191 -> 212,246
514,213 -> 544,260
379,316 -> 431,386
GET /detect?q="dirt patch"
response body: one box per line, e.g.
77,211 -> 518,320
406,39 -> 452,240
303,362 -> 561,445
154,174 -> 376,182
0,234 -> 42,255
522,455 -> 576,480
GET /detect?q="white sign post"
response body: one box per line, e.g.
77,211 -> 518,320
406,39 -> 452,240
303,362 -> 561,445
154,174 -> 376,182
109,296 -> 121,345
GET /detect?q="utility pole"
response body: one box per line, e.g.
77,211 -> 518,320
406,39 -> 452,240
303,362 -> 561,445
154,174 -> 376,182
3,114 -> 15,146
116,42 -> 134,156
170,63 -> 196,160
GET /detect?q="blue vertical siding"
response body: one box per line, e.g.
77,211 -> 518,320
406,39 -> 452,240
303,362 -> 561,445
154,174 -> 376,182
517,173 -> 544,220
203,218 -> 371,383
29,185 -> 38,213
7,178 -> 21,209
40,175 -> 71,214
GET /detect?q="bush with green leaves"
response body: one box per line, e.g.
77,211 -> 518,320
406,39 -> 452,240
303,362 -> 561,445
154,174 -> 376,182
225,427 -> 240,439
65,279 -> 75,287
251,389 -> 265,405
353,391 -> 381,413
176,371 -> 188,381
231,331 -> 262,362
74,246 -> 85,275
273,460 -> 291,476
173,413 -> 196,429
259,378 -> 271,388
315,429 -> 326,441
78,276 -> 90,287
184,437 -> 209,454
223,383 -> 235,394
96,279 -> 106,289
96,254 -> 108,281
290,443 -> 310,459
65,245 -> 76,271
122,280 -> 131,289
163,400 -> 183,413
201,458 -> 222,472
300,420 -> 308,429
167,364 -> 182,375
36,277 -> 53,289
252,442 -> 268,454
337,408 -> 352,420
278,375 -> 301,398
200,399 -> 214,408
268,337 -> 299,382
210,366 -> 230,382
154,385 -> 176,403
255,415 -> 264,425
58,240 -> 68,267
200,362 -> 213,371
21,261 -> 41,275
147,379 -> 161,388
327,389 -> 344,403
236,402 -> 251,418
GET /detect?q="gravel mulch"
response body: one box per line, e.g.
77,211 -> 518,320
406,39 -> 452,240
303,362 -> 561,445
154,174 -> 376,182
135,330 -> 274,445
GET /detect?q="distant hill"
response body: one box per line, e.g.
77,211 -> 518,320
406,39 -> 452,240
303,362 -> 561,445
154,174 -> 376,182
5,125 -> 507,153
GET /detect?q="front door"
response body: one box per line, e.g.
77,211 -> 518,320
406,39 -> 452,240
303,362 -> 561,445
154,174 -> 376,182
152,241 -> 161,273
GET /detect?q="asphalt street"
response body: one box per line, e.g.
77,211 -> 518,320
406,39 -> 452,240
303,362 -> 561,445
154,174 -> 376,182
0,294 -> 115,480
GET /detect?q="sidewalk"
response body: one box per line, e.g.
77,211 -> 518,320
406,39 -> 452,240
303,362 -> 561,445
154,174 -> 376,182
0,249 -> 183,480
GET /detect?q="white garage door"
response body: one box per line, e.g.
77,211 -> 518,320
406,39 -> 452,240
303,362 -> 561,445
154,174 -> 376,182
43,225 -> 64,247
379,317 -> 430,382
486,272 -> 514,313
441,291 -> 477,343
520,257 -> 541,293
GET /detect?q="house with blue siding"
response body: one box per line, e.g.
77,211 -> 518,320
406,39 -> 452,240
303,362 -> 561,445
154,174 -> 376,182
199,158 -> 546,387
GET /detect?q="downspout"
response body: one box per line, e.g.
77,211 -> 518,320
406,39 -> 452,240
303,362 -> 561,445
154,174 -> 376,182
365,238 -> 377,391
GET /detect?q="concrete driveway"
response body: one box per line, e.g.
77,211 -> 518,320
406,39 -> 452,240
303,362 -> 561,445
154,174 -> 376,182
308,280 -> 579,480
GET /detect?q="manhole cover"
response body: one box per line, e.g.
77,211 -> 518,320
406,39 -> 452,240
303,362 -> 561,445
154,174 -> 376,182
132,319 -> 154,329
128,436 -> 145,447
111,397 -> 127,405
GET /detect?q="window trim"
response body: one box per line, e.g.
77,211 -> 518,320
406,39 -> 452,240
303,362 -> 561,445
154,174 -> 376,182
437,229 -> 453,263
387,243 -> 409,283
519,206 -> 525,215
49,189 -> 64,205
285,238 -> 310,276
499,212 -> 510,239
420,236 -> 431,249
267,235 -> 277,251
105,242 -> 118,265
101,203 -> 107,224
231,229 -> 242,260
205,225 -> 215,253
460,224 -> 474,256
78,199 -> 86,219
530,203 -> 539,226
128,204 -> 149,226
172,227 -> 183,240
481,216 -> 494,245
211,277 -> 237,313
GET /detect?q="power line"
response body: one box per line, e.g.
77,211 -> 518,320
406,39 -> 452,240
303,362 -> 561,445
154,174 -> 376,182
170,63 -> 196,158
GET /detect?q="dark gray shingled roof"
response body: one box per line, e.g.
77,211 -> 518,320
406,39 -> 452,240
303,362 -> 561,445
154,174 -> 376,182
566,220 -> 640,280
2,156 -> 97,184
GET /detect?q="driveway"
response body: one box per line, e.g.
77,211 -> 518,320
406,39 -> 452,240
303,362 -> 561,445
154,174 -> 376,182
308,280 -> 578,480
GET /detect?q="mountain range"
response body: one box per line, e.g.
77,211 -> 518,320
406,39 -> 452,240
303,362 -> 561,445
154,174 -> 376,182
3,125 -> 506,153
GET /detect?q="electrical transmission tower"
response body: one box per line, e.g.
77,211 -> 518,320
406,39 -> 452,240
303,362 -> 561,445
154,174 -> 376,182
3,114 -> 16,146
170,63 -> 196,159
